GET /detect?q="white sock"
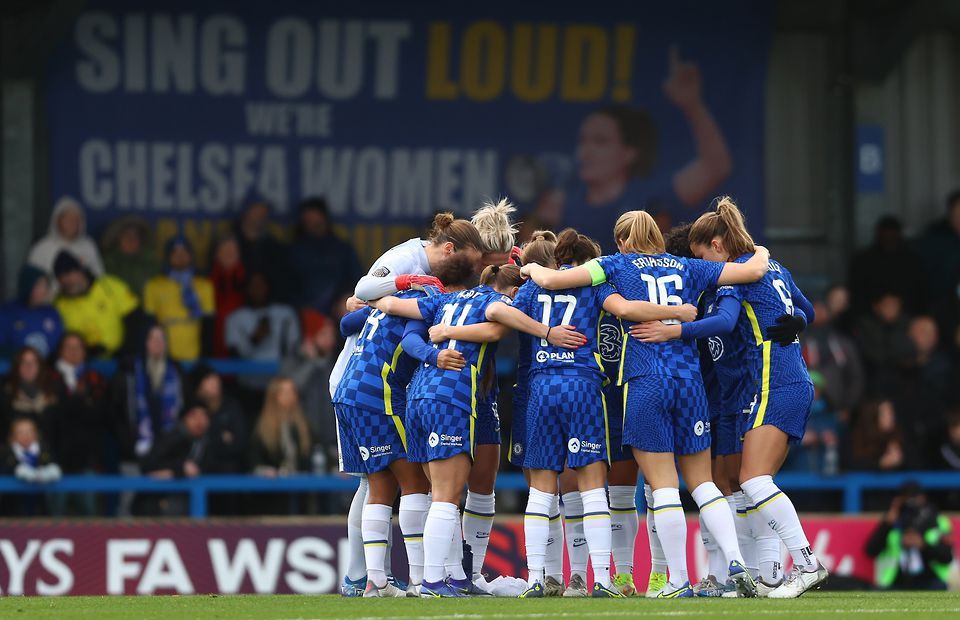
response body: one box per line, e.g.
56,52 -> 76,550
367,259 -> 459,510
733,492 -> 758,578
463,491 -> 495,579
750,505 -> 784,584
545,494 -> 564,582
445,510 -> 467,580
423,501 -> 458,584
609,485 -> 638,576
652,487 -> 688,588
362,503 -> 393,588
384,519 -> 394,577
399,493 -> 430,586
700,514 -> 725,580
741,476 -> 818,572
346,477 -> 369,581
562,491 -> 588,579
581,487 -> 613,588
645,484 -> 667,574
692,482 -> 743,568
524,488 -> 554,585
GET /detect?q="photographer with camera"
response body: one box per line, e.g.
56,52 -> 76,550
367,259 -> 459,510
865,481 -> 954,590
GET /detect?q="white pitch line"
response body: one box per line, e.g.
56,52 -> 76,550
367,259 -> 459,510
311,607 -> 960,620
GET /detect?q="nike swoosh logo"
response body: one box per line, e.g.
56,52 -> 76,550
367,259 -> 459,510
573,541 -> 587,547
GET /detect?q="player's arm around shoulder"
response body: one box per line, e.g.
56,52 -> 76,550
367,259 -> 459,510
717,245 -> 769,285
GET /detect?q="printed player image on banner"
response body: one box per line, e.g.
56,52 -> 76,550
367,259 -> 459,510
46,0 -> 771,261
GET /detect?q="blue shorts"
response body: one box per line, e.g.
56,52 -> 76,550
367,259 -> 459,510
523,371 -> 609,472
508,385 -> 528,466
622,377 -> 711,456
406,399 -> 475,463
605,383 -> 632,462
335,403 -> 407,474
712,411 -> 743,457
476,398 -> 502,446
743,381 -> 814,445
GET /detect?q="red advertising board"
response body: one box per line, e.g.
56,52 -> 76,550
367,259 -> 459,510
0,517 -> 956,595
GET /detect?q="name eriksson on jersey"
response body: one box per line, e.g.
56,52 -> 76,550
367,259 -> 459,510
631,256 -> 685,270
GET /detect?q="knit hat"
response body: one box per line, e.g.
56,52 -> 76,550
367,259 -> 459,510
53,250 -> 83,278
17,264 -> 48,305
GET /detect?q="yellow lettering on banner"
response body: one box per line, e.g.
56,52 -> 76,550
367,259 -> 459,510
611,25 -> 635,102
561,26 -> 608,101
512,24 -> 558,103
426,23 -> 458,99
460,21 -> 505,101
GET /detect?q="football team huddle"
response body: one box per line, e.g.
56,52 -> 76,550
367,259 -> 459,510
330,197 -> 828,600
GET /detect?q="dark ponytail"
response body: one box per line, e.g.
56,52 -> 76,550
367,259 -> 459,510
479,264 -> 523,291
554,228 -> 601,266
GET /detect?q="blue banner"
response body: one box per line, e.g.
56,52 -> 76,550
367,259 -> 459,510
47,0 -> 772,262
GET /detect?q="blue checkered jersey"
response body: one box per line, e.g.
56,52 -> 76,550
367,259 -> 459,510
720,254 -> 812,390
514,281 -> 537,388
598,310 -> 625,386
698,286 -> 754,415
332,289 -> 423,413
408,285 -> 509,415
590,253 -> 724,382
512,266 -> 615,379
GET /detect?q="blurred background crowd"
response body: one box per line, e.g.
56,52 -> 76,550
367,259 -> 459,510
3,190 -> 960,517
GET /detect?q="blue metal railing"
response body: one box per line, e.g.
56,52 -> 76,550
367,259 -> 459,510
0,471 -> 957,518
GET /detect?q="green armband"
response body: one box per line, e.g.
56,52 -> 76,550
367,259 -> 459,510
585,260 -> 608,286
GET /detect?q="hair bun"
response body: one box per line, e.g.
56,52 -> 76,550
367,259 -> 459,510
431,212 -> 455,231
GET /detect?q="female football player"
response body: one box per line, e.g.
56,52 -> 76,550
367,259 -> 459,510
372,264 -> 584,597
685,198 -> 825,599
521,210 -> 769,598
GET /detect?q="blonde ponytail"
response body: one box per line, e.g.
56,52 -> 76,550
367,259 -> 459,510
613,211 -> 665,255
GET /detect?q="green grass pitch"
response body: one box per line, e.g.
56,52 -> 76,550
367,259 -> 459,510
3,592 -> 960,620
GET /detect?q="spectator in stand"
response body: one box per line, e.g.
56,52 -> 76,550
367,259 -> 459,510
100,216 -> 160,296
848,216 -> 926,317
917,190 -> 960,316
0,417 -> 61,515
187,364 -> 247,474
209,235 -> 246,357
281,310 -> 337,454
896,316 -> 952,455
27,196 -> 104,281
143,236 -> 215,362
47,333 -> 107,516
0,347 -> 57,440
0,265 -> 63,358
825,283 -> 854,335
139,402 -> 212,516
937,410 -> 960,471
803,297 -> 865,423
235,202 -> 290,302
53,250 -> 140,358
289,198 -> 363,319
113,326 -> 184,462
865,481 -> 953,590
849,399 -> 909,471
225,272 -> 300,393
855,292 -> 914,393
251,377 -> 311,477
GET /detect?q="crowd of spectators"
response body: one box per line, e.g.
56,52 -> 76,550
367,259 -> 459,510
785,190 -> 960,487
0,197 -> 353,516
2,190 -> 960,516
